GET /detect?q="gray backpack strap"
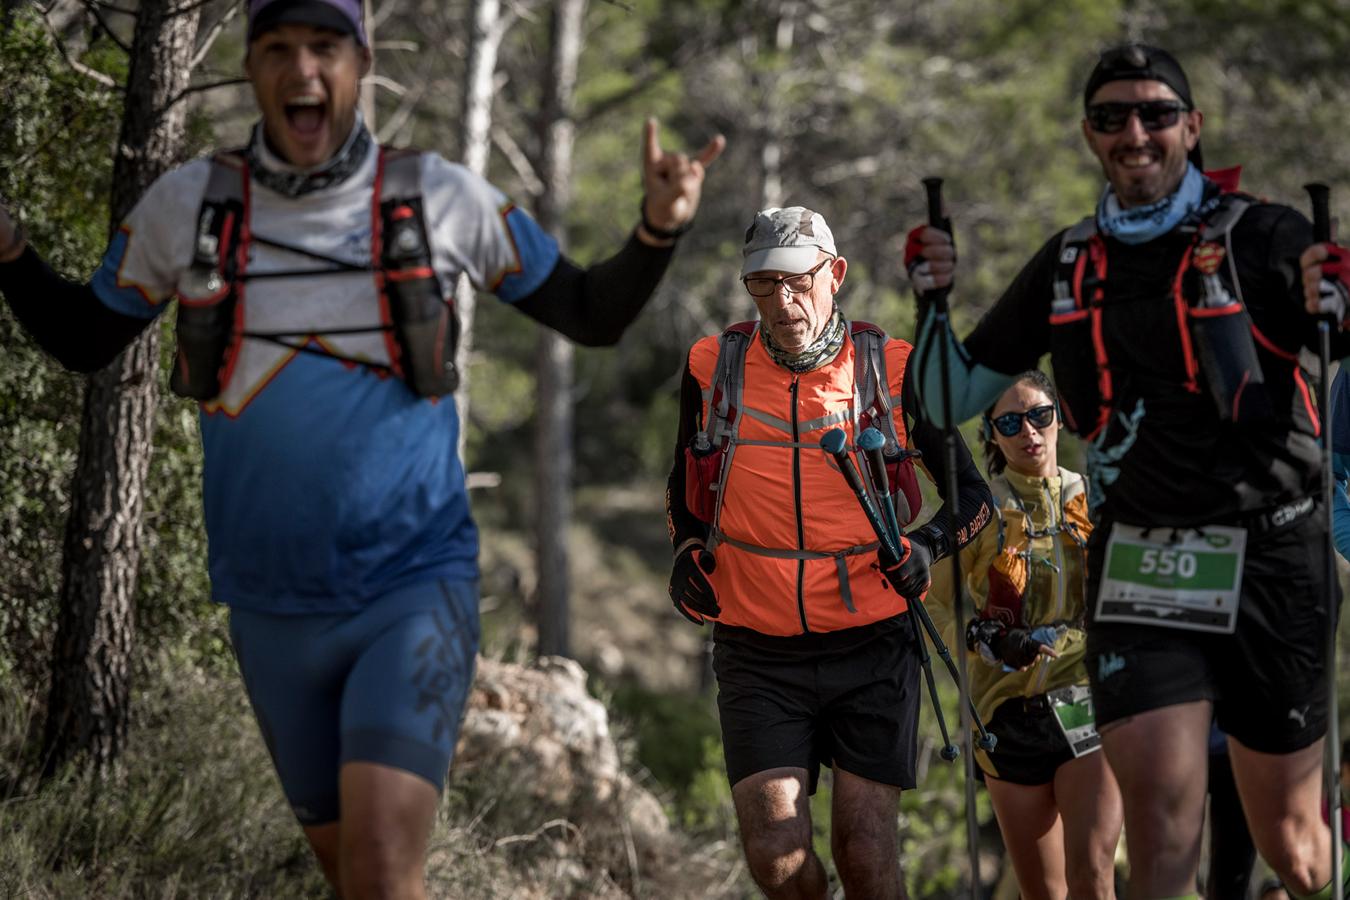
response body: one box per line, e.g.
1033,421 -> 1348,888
703,323 -> 756,550
850,322 -> 901,455
1052,216 -> 1098,311
1199,195 -> 1253,308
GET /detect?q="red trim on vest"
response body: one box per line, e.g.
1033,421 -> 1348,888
1251,324 -> 1299,362
1170,240 -> 1201,393
1295,367 -> 1320,437
1085,236 -> 1112,438
385,267 -> 436,282
1189,303 -> 1244,319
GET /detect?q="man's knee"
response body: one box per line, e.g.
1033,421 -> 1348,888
831,816 -> 897,879
742,824 -> 816,889
1257,819 -> 1326,897
340,829 -> 425,899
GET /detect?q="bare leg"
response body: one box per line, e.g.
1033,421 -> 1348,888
985,775 -> 1067,900
1228,736 -> 1332,896
303,822 -> 343,894
1054,749 -> 1123,899
830,766 -> 906,900
731,767 -> 829,900
337,761 -> 439,900
1100,700 -> 1211,899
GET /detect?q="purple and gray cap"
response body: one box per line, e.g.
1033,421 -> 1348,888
741,207 -> 837,277
248,0 -> 368,46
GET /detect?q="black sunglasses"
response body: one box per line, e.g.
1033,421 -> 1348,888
988,404 -> 1056,437
1085,100 -> 1188,134
743,257 -> 833,297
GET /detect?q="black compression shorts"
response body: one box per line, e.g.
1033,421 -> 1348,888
1084,507 -> 1340,753
712,614 -> 921,793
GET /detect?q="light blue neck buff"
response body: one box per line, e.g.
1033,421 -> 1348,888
1096,163 -> 1206,245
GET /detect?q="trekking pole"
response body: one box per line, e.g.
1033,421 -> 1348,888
1306,181 -> 1344,900
923,175 -> 982,899
856,427 -> 962,762
857,427 -> 997,754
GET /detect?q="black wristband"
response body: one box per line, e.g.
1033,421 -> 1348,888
640,196 -> 692,241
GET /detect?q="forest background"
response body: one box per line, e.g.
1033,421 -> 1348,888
2,0 -> 1350,897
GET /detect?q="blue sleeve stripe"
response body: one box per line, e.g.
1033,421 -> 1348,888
491,206 -> 560,304
914,307 -> 1015,427
89,227 -> 165,320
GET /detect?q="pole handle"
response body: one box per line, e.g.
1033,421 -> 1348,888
922,176 -> 946,229
921,176 -> 952,307
1307,182 -> 1332,244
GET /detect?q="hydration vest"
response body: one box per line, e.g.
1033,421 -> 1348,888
1048,191 -> 1272,439
980,470 -> 1090,630
171,147 -> 459,402
684,321 -> 925,634
688,320 -> 924,537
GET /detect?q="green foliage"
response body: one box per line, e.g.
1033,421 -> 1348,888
605,679 -> 721,796
0,14 -> 121,691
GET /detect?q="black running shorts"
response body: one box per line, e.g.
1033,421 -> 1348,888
712,614 -> 921,794
979,695 -> 1082,785
1085,508 -> 1339,754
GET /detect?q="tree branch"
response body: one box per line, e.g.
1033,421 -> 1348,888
81,0 -> 130,53
491,124 -> 544,198
365,73 -> 407,97
40,7 -> 118,88
165,76 -> 249,110
190,2 -> 241,70
90,1 -> 136,16
376,81 -> 425,144
167,0 -> 222,17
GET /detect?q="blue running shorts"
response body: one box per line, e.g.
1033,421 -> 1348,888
228,578 -> 480,825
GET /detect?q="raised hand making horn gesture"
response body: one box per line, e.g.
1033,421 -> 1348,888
637,117 -> 726,246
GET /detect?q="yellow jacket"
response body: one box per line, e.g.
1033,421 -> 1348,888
927,467 -> 1093,770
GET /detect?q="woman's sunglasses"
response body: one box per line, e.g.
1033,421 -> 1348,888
988,404 -> 1056,438
1085,100 -> 1188,134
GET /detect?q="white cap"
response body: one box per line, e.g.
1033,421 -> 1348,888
741,206 -> 837,276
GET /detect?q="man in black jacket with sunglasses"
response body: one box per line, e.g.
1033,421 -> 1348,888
908,44 -> 1348,899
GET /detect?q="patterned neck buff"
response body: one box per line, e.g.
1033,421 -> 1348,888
760,308 -> 846,373
1096,163 -> 1210,245
246,114 -> 372,198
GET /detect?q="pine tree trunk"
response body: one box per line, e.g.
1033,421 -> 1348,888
41,0 -> 201,780
533,0 -> 586,659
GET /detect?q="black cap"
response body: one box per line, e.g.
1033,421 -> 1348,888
1084,43 -> 1202,169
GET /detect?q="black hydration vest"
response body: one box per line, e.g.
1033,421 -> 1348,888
170,147 -> 459,401
1047,191 -> 1273,438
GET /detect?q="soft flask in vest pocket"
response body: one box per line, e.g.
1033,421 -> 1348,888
685,433 -> 724,524
379,196 -> 460,396
172,187 -> 244,401
1189,254 -> 1271,424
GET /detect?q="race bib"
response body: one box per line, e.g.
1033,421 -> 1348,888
1096,523 -> 1246,633
1048,684 -> 1100,758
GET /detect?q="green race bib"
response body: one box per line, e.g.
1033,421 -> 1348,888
1048,684 -> 1100,758
1096,523 -> 1246,633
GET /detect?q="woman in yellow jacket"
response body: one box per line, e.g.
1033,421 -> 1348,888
935,370 -> 1123,900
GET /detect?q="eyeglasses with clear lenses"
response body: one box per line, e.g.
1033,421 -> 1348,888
989,404 -> 1056,437
743,257 -> 834,298
1085,100 -> 1188,134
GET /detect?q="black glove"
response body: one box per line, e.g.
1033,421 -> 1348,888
965,618 -> 1045,670
877,532 -> 934,602
669,544 -> 719,624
